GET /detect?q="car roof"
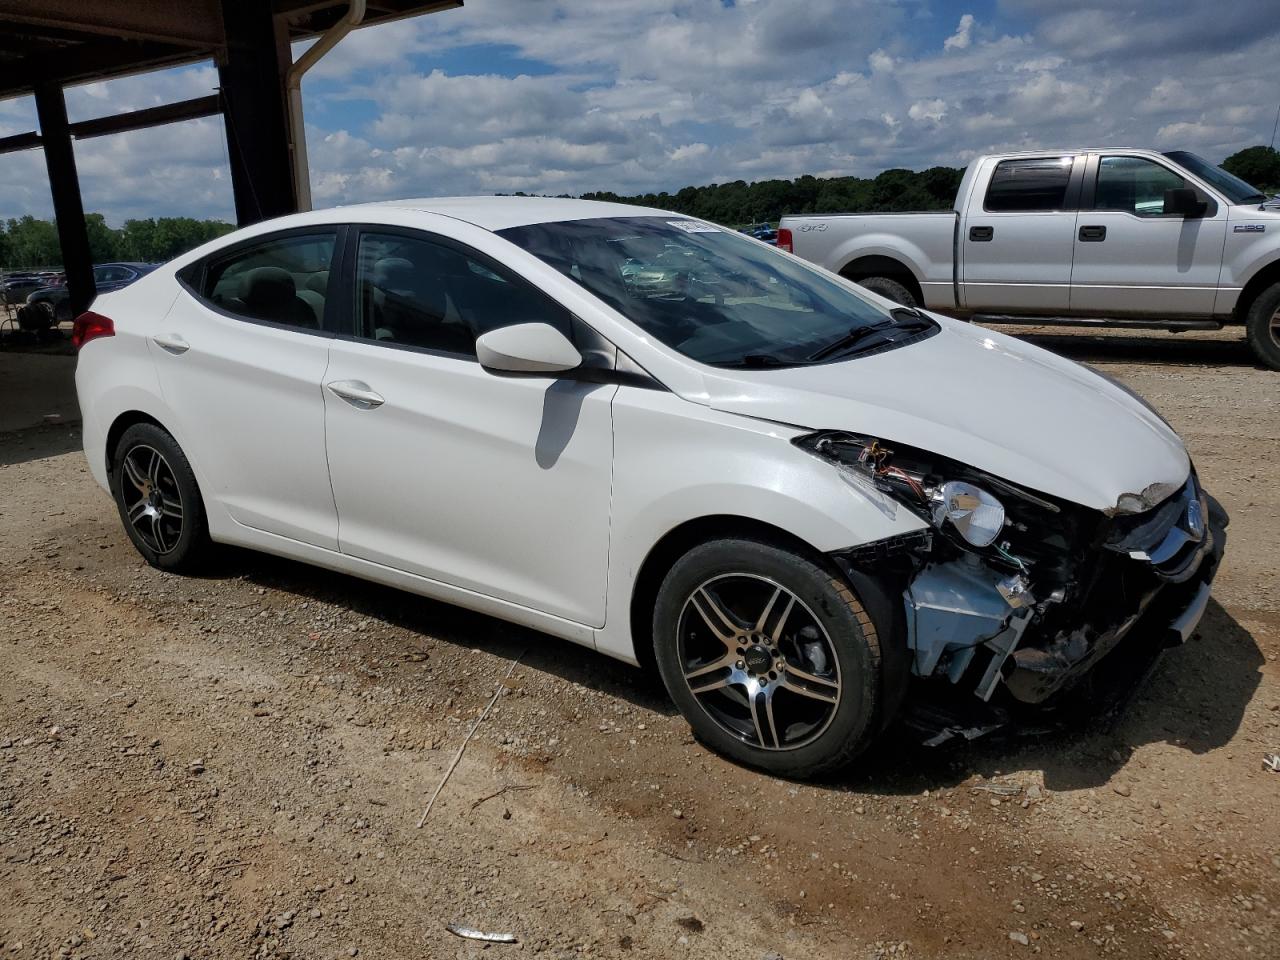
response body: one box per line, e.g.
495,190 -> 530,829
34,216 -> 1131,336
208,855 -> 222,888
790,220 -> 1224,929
333,195 -> 674,232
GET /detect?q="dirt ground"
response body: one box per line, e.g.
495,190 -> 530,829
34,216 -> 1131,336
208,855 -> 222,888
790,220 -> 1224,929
1,326 -> 1277,960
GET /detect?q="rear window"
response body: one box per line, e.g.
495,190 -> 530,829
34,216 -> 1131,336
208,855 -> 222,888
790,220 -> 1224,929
984,157 -> 1075,212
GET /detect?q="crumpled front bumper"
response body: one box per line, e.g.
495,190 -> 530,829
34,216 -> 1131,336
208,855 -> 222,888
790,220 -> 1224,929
1003,492 -> 1228,704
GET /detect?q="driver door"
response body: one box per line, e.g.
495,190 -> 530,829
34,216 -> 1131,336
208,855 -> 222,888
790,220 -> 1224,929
322,225 -> 617,626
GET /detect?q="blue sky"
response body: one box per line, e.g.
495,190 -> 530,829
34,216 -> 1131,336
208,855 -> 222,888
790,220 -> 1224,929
2,0 -> 1277,226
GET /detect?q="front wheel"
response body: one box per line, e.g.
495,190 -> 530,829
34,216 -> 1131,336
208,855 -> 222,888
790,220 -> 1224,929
653,538 -> 893,779
1245,281 -> 1280,371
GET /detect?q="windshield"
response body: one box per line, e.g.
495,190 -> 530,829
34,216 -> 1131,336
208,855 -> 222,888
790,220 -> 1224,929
498,216 -> 936,368
1163,151 -> 1268,204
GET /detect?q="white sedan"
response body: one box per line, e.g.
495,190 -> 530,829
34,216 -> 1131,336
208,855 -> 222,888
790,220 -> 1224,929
74,197 -> 1226,777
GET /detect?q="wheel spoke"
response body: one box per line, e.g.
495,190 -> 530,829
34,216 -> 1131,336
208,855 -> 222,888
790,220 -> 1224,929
762,688 -> 781,749
779,672 -> 839,705
122,455 -> 147,494
147,449 -> 163,487
163,498 -> 183,521
689,587 -> 740,644
684,654 -> 733,682
748,689 -> 771,748
127,500 -> 149,523
756,587 -> 795,639
688,674 -> 732,696
151,514 -> 168,552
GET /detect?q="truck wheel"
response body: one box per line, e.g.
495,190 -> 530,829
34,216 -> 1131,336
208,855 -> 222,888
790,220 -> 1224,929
855,276 -> 917,307
1245,282 -> 1280,371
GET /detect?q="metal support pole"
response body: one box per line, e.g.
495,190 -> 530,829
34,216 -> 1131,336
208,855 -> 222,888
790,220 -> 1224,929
33,82 -> 95,317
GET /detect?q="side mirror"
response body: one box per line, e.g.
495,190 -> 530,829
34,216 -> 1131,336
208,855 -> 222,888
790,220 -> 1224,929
1164,187 -> 1207,218
476,322 -> 582,375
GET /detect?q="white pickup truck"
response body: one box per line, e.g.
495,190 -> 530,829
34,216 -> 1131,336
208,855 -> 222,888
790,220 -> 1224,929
779,149 -> 1280,369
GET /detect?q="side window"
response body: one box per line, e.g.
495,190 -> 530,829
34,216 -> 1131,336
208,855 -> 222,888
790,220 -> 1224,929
354,231 -> 572,357
199,232 -> 336,329
1095,156 -> 1188,217
984,157 -> 1075,212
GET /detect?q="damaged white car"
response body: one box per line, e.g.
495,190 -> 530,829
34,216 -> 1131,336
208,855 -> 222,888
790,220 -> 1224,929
75,198 -> 1227,778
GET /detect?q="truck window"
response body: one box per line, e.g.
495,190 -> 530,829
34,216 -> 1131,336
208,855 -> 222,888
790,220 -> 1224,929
1094,156 -> 1188,217
984,157 -> 1074,212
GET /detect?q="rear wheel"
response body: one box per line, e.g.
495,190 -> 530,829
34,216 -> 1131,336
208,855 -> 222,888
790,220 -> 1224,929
854,276 -> 917,307
653,538 -> 893,778
1244,281 -> 1280,371
110,423 -> 211,572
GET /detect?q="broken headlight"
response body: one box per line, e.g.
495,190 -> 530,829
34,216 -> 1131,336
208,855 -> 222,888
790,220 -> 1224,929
933,481 -> 1005,547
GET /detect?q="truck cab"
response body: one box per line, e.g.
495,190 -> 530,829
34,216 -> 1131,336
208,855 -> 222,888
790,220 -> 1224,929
781,149 -> 1280,369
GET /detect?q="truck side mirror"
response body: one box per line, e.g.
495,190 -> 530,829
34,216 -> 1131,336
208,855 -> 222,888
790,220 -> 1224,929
1164,187 -> 1207,218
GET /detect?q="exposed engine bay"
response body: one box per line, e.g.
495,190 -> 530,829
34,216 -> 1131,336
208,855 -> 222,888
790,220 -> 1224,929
797,431 -> 1228,711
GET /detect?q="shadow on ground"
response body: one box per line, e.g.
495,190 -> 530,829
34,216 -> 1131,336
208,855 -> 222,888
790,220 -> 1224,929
0,421 -> 83,467
206,548 -> 1261,796
1007,329 -> 1258,367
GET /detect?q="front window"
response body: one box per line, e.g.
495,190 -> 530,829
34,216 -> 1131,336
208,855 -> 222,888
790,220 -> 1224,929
1164,151 -> 1267,205
498,217 -> 934,368
1095,156 -> 1189,216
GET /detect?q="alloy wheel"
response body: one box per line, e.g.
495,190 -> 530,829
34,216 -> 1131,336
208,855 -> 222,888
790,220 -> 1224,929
119,444 -> 185,555
677,573 -> 842,751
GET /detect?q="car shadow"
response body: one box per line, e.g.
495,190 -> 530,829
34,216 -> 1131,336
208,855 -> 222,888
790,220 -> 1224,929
842,598 -> 1261,793
212,548 -> 1259,795
1002,329 -> 1259,368
217,546 -> 677,715
0,421 -> 83,467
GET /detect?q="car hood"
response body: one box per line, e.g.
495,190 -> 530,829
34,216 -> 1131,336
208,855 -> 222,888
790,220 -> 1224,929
695,317 -> 1189,513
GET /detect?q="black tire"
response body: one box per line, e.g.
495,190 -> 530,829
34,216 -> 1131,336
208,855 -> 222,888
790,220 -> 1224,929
652,538 -> 894,779
110,422 -> 212,573
855,276 -> 917,307
1244,281 -> 1280,371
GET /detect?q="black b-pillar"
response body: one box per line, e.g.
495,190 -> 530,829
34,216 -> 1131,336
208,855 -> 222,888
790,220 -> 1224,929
33,82 -> 95,317
219,0 -> 297,226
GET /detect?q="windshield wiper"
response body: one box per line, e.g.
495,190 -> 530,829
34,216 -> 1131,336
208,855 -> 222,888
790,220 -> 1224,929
711,353 -> 791,369
805,308 -> 933,362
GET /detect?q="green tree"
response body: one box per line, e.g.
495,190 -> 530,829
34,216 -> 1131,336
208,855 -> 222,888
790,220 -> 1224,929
3,215 -> 61,269
85,213 -> 119,262
1222,145 -> 1280,192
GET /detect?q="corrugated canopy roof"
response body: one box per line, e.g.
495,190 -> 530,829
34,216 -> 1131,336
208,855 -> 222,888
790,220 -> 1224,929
0,0 -> 460,101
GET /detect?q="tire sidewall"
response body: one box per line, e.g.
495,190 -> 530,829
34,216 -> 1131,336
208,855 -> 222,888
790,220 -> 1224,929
1246,283 -> 1280,371
110,423 -> 208,571
855,276 -> 917,307
653,538 -> 883,778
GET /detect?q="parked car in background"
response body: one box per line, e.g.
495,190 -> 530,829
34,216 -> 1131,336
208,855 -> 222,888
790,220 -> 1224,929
2,270 -> 60,305
75,197 -> 1225,778
740,222 -> 778,244
780,149 -> 1280,369
18,262 -> 155,330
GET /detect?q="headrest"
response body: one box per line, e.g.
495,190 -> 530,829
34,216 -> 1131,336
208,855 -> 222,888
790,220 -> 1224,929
242,267 -> 297,309
306,271 -> 329,294
372,258 -> 415,292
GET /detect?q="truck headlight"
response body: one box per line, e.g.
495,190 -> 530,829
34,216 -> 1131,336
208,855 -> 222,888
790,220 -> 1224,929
934,481 -> 1005,547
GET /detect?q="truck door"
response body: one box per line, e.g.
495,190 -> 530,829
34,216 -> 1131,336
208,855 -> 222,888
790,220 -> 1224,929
1069,154 -> 1226,317
959,155 -> 1083,314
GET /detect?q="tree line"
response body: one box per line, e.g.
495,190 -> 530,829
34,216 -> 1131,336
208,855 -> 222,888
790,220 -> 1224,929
4,146 -> 1277,272
0,214 -> 234,271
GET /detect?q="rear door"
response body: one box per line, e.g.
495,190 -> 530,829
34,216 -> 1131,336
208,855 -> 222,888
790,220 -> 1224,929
959,155 -> 1083,313
153,228 -> 341,548
1069,154 -> 1226,316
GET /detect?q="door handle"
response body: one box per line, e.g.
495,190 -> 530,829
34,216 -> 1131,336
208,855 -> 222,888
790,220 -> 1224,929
151,333 -> 190,354
1079,225 -> 1107,242
969,225 -> 994,242
326,380 -> 385,409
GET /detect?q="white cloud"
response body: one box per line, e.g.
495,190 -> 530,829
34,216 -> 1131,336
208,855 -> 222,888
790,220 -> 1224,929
944,14 -> 975,51
908,98 -> 948,123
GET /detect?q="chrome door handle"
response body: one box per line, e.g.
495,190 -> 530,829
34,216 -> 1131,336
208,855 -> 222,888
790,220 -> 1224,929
151,333 -> 190,354
326,380 -> 385,409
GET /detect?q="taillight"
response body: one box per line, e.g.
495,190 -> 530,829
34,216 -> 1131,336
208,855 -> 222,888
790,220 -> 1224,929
777,227 -> 793,253
72,311 -> 114,349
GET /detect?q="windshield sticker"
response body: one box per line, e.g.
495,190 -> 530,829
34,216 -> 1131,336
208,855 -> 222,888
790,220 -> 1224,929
667,220 -> 720,234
